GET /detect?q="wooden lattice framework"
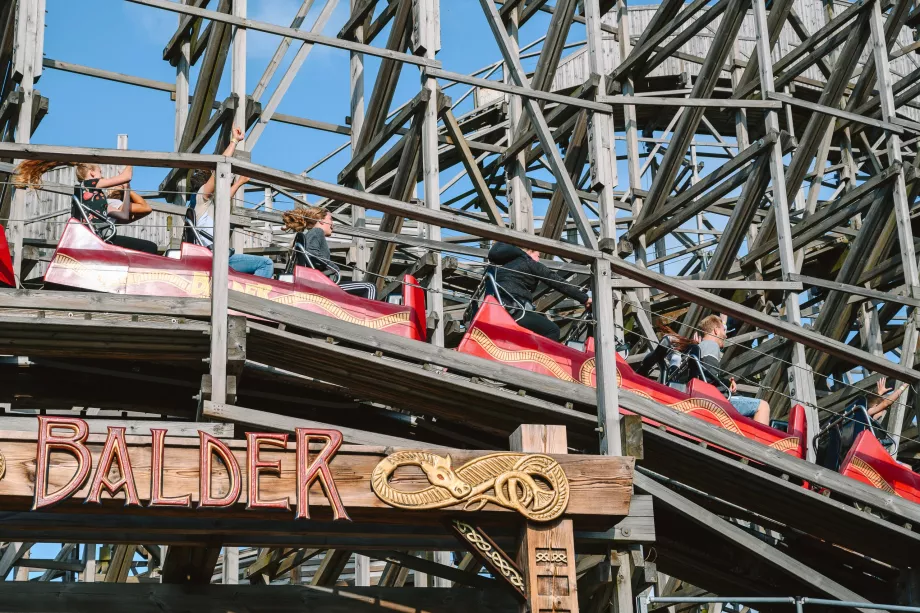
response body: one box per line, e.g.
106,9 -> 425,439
0,0 -> 919,610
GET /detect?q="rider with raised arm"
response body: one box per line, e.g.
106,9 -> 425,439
487,242 -> 592,342
189,126 -> 274,279
14,160 -> 157,254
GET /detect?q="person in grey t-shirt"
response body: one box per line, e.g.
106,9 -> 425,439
696,314 -> 771,425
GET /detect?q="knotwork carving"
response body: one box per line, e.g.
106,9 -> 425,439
372,451 -> 569,522
453,520 -> 524,590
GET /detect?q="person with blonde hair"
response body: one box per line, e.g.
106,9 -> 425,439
696,314 -> 770,425
15,160 -> 157,254
282,205 -> 376,299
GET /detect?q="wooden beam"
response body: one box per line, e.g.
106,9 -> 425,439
129,0 -> 439,68
635,472 -> 882,611
0,583 -> 518,612
201,400 -> 442,448
0,428 -> 634,524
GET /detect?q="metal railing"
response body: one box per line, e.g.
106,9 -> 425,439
641,596 -> 920,613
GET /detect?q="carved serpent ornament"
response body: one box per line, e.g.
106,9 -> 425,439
371,451 -> 569,522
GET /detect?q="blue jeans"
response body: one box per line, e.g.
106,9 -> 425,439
229,253 -> 274,278
730,395 -> 761,418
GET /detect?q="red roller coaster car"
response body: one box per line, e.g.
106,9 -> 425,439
38,219 -> 427,341
459,296 -> 808,457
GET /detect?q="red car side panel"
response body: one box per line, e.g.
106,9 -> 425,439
44,220 -> 426,340
840,430 -> 920,504
458,296 -> 806,458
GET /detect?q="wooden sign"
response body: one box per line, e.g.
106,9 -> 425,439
0,418 -> 634,527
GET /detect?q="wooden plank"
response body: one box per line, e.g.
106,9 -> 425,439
42,58 -> 176,92
791,274 -> 920,309
202,400 -> 441,449
601,95 -> 780,109
0,583 -> 518,612
0,428 -> 634,524
0,289 -> 210,318
768,92 -> 906,134
0,417 -> 232,438
128,0 -> 439,68
427,67 -> 612,113
635,472 -> 882,611
356,550 -> 499,590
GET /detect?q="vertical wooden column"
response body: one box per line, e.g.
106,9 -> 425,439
504,5 -> 533,234
585,0 -> 621,457
8,0 -> 43,283
222,546 -> 239,584
350,0 -> 368,282
867,0 -> 920,440
354,553 -> 370,587
750,0 -> 818,455
231,0 -> 247,148
419,0 -> 444,345
617,0 -> 648,305
209,162 -> 233,405
511,425 -> 578,613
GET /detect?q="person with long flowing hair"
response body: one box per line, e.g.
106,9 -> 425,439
14,159 -> 157,254
282,205 -> 377,299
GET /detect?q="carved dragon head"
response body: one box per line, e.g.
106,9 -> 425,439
419,454 -> 471,499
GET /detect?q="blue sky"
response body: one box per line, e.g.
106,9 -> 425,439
38,0 -> 568,198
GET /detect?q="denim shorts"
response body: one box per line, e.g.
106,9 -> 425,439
730,395 -> 761,418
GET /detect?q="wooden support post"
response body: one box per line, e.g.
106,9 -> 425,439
8,0 -> 43,284
866,0 -> 920,440
750,0 -> 818,448
478,0 -> 597,250
512,425 -> 579,613
617,0 -> 648,302
420,0 -> 444,346
354,553 -> 370,587
209,161 -> 233,405
595,257 -> 621,456
231,0 -> 246,147
82,545 -> 96,583
222,546 -> 239,584
245,0 -> 339,149
504,5 -> 533,234
350,0 -> 368,282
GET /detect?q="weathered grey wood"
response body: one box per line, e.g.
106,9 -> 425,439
127,0 -> 439,68
201,400 -> 443,448
635,472 -> 882,611
356,550 -> 498,590
0,583 -> 518,612
209,161 -> 232,405
0,289 -> 210,317
0,416 -> 232,437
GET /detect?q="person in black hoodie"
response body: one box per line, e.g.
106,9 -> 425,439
487,242 -> 591,342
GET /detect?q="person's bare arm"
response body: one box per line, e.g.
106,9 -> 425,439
200,127 -> 245,200
229,175 -> 249,199
95,165 -> 133,189
127,191 -> 152,220
106,185 -> 133,223
868,377 -> 909,418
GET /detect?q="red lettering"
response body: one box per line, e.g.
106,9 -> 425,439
295,428 -> 349,521
199,432 -> 241,508
34,417 -> 92,510
85,427 -> 140,506
149,429 -> 191,508
246,433 -> 290,511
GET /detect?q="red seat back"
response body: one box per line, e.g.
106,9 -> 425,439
0,225 -> 14,287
